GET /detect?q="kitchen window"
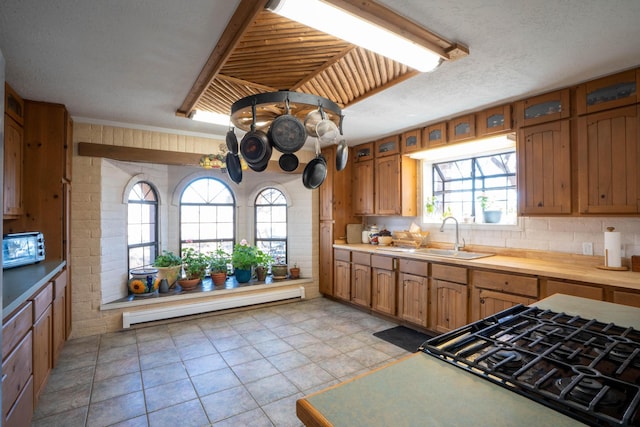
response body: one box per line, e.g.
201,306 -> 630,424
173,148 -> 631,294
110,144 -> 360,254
127,181 -> 158,270
425,150 -> 517,224
179,177 -> 235,255
255,187 -> 288,264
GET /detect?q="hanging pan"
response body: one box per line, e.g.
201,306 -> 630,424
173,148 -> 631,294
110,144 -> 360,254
240,103 -> 271,166
226,127 -> 238,155
269,99 -> 306,153
335,116 -> 348,172
226,152 -> 242,184
279,153 -> 299,172
302,138 -> 327,189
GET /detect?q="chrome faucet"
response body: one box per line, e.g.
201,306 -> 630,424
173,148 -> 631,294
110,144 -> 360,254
440,216 -> 465,251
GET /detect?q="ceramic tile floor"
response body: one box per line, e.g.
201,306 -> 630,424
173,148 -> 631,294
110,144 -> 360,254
32,297 -> 409,427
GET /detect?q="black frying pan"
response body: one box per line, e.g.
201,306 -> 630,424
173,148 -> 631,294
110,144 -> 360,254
240,104 -> 270,165
302,139 -> 327,189
279,153 -> 299,172
226,152 -> 242,184
270,99 -> 306,153
226,127 -> 238,155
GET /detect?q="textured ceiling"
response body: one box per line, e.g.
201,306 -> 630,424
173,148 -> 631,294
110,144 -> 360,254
1,0 -> 640,147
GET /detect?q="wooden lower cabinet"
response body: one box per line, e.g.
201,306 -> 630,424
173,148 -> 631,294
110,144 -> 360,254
351,263 -> 371,308
319,222 -> 334,296
399,272 -> 428,327
430,279 -> 468,333
52,269 -> 68,367
542,279 -> 603,301
33,305 -> 52,406
611,289 -> 640,308
5,376 -> 34,427
2,331 -> 33,427
473,288 -> 536,320
371,255 -> 396,316
334,259 -> 351,302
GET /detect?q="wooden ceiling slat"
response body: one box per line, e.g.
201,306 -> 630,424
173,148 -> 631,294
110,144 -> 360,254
342,55 -> 365,98
333,62 -> 355,103
325,67 -> 348,104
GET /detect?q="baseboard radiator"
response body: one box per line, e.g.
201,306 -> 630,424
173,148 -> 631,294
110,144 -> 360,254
122,286 -> 306,328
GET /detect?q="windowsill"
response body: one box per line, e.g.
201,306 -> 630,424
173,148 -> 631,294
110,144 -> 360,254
423,216 -> 523,231
101,275 -> 311,311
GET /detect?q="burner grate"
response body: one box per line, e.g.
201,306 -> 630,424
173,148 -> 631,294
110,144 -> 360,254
423,305 -> 640,426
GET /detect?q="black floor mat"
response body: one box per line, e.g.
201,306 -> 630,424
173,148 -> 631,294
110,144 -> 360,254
373,326 -> 437,353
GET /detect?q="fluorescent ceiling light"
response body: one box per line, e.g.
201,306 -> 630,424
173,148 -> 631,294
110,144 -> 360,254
409,134 -> 516,162
191,110 -> 230,126
266,0 -> 443,72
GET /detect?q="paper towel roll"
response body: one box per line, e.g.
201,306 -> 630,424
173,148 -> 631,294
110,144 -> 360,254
604,227 -> 621,267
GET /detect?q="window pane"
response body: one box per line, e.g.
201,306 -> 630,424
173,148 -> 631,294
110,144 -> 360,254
127,182 -> 158,271
255,188 -> 288,263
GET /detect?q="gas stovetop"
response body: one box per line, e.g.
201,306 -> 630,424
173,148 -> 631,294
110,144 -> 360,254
422,305 -> 640,426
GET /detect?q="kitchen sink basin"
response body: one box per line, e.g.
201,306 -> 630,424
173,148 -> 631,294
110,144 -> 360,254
377,247 -> 494,260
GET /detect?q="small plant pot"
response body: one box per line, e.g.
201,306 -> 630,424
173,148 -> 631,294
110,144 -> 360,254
155,265 -> 182,287
210,272 -> 227,286
177,278 -> 201,290
482,210 -> 502,224
289,267 -> 300,279
271,264 -> 288,279
235,268 -> 252,283
255,266 -> 267,281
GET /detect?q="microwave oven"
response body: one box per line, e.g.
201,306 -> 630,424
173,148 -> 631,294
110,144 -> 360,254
2,232 -> 45,269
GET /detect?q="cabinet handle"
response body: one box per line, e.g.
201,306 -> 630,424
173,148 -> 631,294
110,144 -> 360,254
480,298 -> 485,304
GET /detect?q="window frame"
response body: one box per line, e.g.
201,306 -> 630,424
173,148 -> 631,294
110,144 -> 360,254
126,181 -> 159,271
254,187 -> 288,264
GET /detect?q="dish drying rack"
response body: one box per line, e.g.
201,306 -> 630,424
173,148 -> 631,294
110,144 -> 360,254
391,231 -> 429,248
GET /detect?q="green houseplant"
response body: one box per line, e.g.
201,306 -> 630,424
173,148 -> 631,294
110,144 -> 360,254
153,250 -> 183,287
209,248 -> 230,286
179,248 -> 209,290
477,194 -> 502,223
232,239 -> 260,283
254,248 -> 273,281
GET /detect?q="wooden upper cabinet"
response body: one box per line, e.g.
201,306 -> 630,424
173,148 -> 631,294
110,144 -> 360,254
576,69 -> 639,115
477,104 -> 512,136
375,135 -> 400,157
516,89 -> 570,127
577,105 -> 639,214
4,115 -> 24,218
400,129 -> 421,154
352,159 -> 374,215
5,83 -> 24,126
422,122 -> 447,148
375,155 -> 416,216
517,119 -> 572,215
447,114 -> 476,143
354,142 -> 374,162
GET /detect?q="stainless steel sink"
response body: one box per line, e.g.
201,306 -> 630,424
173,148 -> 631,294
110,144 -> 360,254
377,246 -> 494,260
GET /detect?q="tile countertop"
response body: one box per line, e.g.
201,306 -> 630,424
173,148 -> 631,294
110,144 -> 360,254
334,244 -> 640,291
296,294 -> 640,427
2,260 -> 66,319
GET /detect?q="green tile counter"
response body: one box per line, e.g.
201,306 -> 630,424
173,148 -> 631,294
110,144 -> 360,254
3,260 -> 66,318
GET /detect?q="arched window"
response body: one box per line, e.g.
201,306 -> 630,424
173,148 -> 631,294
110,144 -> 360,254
180,177 -> 235,254
255,188 -> 287,263
127,181 -> 158,270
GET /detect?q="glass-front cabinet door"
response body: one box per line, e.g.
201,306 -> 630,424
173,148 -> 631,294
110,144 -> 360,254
516,89 -> 570,127
477,104 -> 512,136
422,122 -> 447,148
576,69 -> 639,115
447,114 -> 476,143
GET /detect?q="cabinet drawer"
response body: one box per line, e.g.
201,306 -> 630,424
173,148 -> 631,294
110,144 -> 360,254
352,252 -> 370,266
2,302 -> 32,359
371,254 -> 394,270
2,331 -> 33,418
32,282 -> 53,321
545,279 -> 603,301
472,270 -> 538,298
611,289 -> 640,308
399,259 -> 429,276
4,376 -> 33,427
334,249 -> 351,262
53,268 -> 68,300
432,264 -> 467,284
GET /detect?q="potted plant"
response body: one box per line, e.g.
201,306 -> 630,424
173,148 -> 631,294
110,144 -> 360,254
477,193 -> 502,223
289,262 -> 300,279
209,248 -> 230,286
178,247 -> 209,290
231,239 -> 260,283
271,256 -> 288,279
255,248 -> 273,282
153,250 -> 183,287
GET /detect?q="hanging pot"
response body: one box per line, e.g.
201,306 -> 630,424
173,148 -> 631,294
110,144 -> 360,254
302,139 -> 327,189
304,109 -> 323,137
336,138 -> 348,171
279,153 -> 299,172
226,152 -> 242,184
226,127 -> 238,155
269,99 -> 306,153
316,117 -> 339,145
240,103 -> 270,165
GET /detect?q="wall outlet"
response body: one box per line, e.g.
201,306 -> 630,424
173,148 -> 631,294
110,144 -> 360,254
582,242 -> 594,256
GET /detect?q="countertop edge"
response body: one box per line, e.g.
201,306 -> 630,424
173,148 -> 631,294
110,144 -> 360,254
3,260 -> 66,319
334,244 -> 639,290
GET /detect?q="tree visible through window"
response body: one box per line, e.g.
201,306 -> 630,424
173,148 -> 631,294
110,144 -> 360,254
127,182 -> 158,270
180,177 -> 235,255
430,151 -> 517,224
255,188 -> 287,264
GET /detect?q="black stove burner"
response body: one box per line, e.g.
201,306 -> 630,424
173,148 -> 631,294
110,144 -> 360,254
485,349 -> 524,373
423,304 -> 640,426
555,376 -> 625,407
